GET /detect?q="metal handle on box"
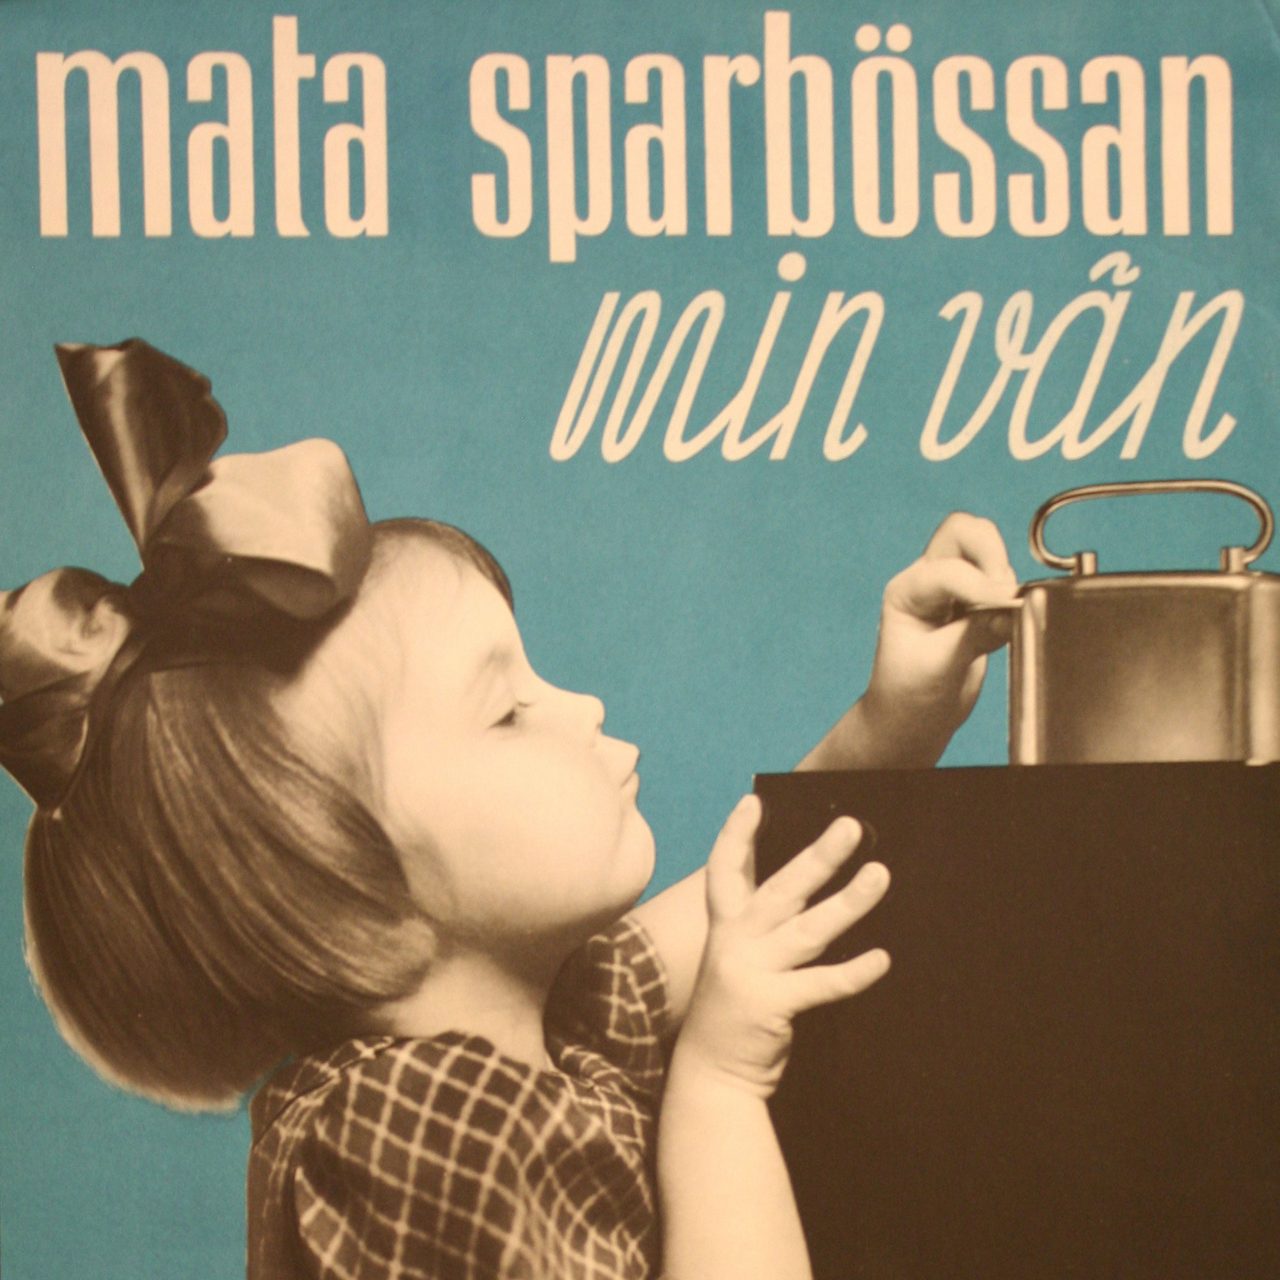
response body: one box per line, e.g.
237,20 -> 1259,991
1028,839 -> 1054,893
1028,479 -> 1275,576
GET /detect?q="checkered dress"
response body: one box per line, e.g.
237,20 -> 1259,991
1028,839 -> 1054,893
248,917 -> 670,1280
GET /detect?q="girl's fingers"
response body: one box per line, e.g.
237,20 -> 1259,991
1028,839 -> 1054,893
785,946 -> 892,1014
748,815 -> 866,932
885,557 -> 1017,630
923,512 -> 1015,581
705,794 -> 762,922
769,860 -> 891,966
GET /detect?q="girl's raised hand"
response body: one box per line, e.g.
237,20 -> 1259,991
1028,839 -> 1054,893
862,511 -> 1018,761
674,795 -> 890,1099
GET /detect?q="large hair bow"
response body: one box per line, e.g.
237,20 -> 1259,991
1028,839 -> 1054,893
0,339 -> 373,809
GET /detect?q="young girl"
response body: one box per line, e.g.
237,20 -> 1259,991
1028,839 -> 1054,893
1,340 -> 1015,1279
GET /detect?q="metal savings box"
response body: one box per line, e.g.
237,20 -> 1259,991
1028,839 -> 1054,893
1007,479 -> 1280,765
755,480 -> 1280,1279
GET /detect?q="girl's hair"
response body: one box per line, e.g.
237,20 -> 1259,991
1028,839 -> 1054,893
22,519 -> 512,1110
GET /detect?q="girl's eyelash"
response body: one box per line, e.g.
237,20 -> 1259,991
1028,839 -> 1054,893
493,699 -> 531,729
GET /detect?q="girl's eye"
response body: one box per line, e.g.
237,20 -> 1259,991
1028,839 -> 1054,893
492,701 -> 528,729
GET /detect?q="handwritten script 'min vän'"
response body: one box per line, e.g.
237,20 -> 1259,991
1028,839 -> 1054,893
553,253 -> 1241,465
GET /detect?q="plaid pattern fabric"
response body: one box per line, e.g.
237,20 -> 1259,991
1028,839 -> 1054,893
248,917 -> 670,1280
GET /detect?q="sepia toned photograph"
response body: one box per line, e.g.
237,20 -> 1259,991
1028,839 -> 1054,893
0,3 -> 1275,1277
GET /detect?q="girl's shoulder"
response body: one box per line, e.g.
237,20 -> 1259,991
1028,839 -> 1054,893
247,920 -> 670,1280
250,1031 -> 536,1155
249,913 -> 671,1167
248,1025 -> 665,1280
546,913 -> 671,1086
248,1030 -> 647,1280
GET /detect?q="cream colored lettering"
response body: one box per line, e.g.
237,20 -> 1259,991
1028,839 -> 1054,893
1160,56 -> 1234,236
764,12 -> 835,237
932,57 -> 997,238
187,54 -> 254,237
323,54 -> 388,237
36,15 -> 388,239
546,55 -> 613,263
37,50 -> 172,237
552,254 -> 883,462
468,15 -> 1236,259
703,55 -> 761,236
624,55 -> 689,238
1080,56 -> 1147,236
850,24 -> 920,237
920,254 -> 1242,462
469,54 -> 534,237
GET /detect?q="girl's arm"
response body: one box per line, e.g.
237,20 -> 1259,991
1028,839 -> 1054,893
633,511 -> 1015,1025
658,797 -> 888,1280
798,511 -> 1015,771
630,867 -> 707,1028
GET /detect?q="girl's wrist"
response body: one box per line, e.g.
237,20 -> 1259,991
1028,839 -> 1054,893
799,688 -> 954,772
666,1033 -> 785,1102
856,681 -> 959,767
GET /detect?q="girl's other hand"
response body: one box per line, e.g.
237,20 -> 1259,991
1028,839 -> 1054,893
674,796 -> 890,1099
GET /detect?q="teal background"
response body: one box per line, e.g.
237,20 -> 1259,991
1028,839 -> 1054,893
1,1 -> 1277,1274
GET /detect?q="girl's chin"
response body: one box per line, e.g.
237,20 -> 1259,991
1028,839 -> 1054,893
627,823 -> 658,893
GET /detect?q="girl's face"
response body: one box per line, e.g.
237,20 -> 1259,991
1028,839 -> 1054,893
369,542 -> 655,962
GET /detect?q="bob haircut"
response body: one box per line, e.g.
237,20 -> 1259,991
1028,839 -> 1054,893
23,519 -> 512,1110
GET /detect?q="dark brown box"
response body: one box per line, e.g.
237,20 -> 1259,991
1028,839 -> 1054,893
755,763 -> 1280,1280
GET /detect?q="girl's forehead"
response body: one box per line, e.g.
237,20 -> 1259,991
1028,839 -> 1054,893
379,538 -> 468,603
280,542 -> 515,740
373,543 -> 518,665
365,558 -> 522,741
377,541 -> 500,626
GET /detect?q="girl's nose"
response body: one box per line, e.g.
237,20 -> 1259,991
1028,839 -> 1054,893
549,684 -> 603,736
576,689 -> 605,735
534,675 -> 605,737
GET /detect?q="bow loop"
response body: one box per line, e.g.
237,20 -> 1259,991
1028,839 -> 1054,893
152,438 -> 372,618
0,568 -> 134,807
0,340 -> 373,808
55,340 -> 226,553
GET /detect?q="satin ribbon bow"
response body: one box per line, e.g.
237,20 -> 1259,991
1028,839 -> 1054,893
0,339 -> 373,809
